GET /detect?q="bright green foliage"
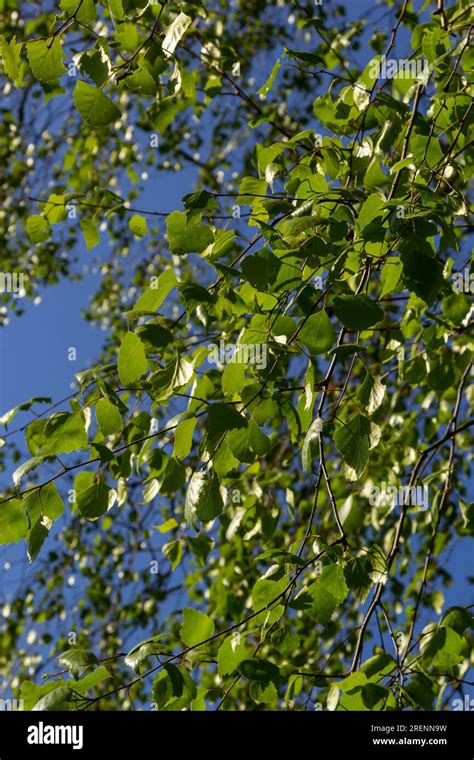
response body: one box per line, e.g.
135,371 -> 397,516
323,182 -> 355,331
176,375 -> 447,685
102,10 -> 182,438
128,214 -> 148,238
0,500 -> 28,544
96,398 -> 123,436
217,635 -> 250,677
180,608 -> 215,647
26,215 -> 51,244
118,332 -> 148,386
76,482 -> 113,519
0,0 -> 472,713
80,218 -> 100,250
166,211 -> 214,254
73,81 -> 121,126
26,38 -> 66,83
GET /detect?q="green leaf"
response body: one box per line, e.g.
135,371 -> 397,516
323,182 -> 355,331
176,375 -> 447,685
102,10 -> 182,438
76,482 -> 113,520
441,293 -> 470,326
334,414 -> 371,480
222,361 -> 245,395
299,310 -> 336,355
58,648 -> 98,679
420,626 -> 466,669
96,398 -> 122,436
344,556 -> 372,603
173,417 -> 196,458
118,332 -> 148,386
366,545 -> 387,585
60,0 -> 97,23
152,353 -> 193,399
125,62 -> 157,96
114,22 -> 137,50
132,269 -> 177,312
109,0 -> 125,21
180,608 -> 215,647
137,324 -> 174,352
79,49 -> 109,87
26,215 -> 51,244
166,211 -> 213,255
157,457 -> 186,495
404,673 -> 437,711
73,666 -> 111,693
227,419 -> 271,463
158,665 -> 197,711
207,403 -> 247,439
32,686 -> 76,711
212,441 -> 240,478
252,577 -> 287,624
241,249 -> 280,290
27,38 -> 66,83
128,214 -> 148,238
80,218 -> 100,251
73,81 -> 121,127
12,456 -> 47,488
124,635 -> 167,672
257,58 -> 280,98
400,248 -> 444,306
272,627 -> 300,657
333,295 -> 384,330
217,635 -> 250,676
162,12 -> 192,58
24,482 -> 64,524
27,519 -> 49,562
43,194 -> 67,223
238,658 -> 280,683
178,283 -> 215,314
20,680 -> 68,711
0,500 -> 28,545
236,176 -> 267,205
319,564 -> 349,604
31,666 -> 110,709
357,192 -> 385,231
257,143 -> 285,176
307,564 -> 349,624
154,518 -> 178,534
301,416 -> 322,473
335,654 -> 396,709
361,683 -> 393,710
22,668 -> 110,711
185,471 -> 225,523
0,397 -> 51,428
0,35 -> 22,82
162,539 -> 183,570
357,374 -> 386,415
39,412 -> 88,456
380,258 -> 402,297
440,606 -> 472,635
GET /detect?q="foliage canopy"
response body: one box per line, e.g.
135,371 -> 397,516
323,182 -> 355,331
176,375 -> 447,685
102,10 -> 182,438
0,0 -> 473,711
